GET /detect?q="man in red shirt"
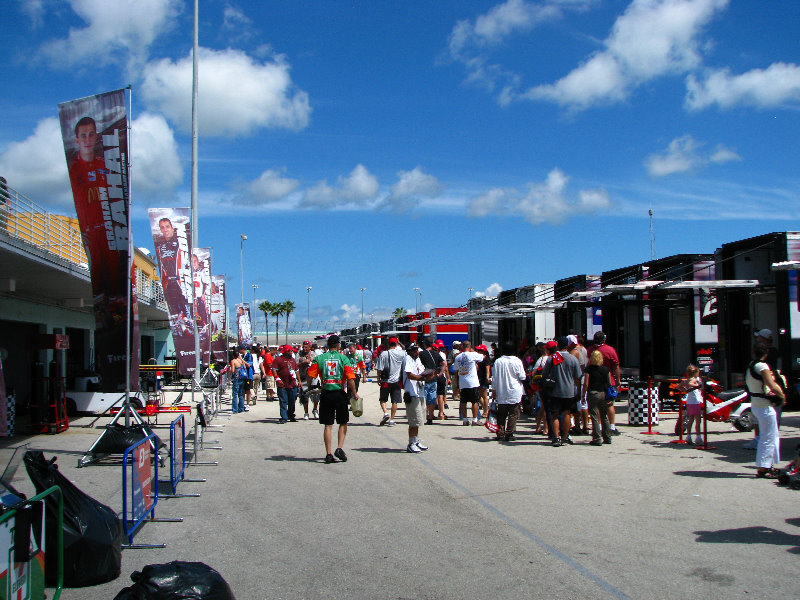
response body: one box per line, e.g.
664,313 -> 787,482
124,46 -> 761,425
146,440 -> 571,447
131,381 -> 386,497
272,345 -> 300,423
587,331 -> 622,435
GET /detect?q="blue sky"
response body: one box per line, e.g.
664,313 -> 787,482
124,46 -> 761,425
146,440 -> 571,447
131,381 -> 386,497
1,0 -> 799,330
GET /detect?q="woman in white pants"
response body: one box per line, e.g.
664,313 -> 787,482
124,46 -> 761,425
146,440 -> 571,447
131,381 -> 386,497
745,343 -> 786,478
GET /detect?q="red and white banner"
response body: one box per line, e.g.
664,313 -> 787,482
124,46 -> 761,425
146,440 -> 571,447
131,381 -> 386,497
211,275 -> 228,363
59,89 -> 138,391
147,208 -> 197,376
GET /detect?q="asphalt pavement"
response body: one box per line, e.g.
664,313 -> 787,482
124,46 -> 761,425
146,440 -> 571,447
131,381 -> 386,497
1,380 -> 799,600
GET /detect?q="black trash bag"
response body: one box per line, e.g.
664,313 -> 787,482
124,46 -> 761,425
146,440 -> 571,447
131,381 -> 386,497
23,451 -> 123,587
113,561 -> 236,600
92,422 -> 164,456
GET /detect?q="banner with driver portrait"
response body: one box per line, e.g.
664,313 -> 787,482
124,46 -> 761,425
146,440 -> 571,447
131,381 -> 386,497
210,275 -> 228,363
192,247 -> 212,368
147,208 -> 197,376
58,89 -> 139,391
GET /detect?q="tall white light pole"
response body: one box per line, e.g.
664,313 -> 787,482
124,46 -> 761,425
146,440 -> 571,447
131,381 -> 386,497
360,287 -> 366,327
240,233 -> 247,304
467,287 -> 473,305
190,0 -> 201,380
306,286 -> 312,330
413,287 -> 420,314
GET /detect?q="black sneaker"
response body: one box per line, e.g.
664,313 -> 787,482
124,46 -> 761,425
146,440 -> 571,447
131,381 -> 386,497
589,439 -> 603,446
609,428 -> 621,436
505,434 -> 515,442
551,438 -> 562,447
324,454 -> 336,464
561,437 -> 574,445
334,448 -> 347,462
603,438 -> 612,445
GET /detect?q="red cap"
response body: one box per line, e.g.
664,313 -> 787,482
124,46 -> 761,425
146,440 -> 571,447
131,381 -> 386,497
475,344 -> 488,352
302,340 -> 311,345
279,344 -> 293,354
545,340 -> 557,349
434,339 -> 445,347
356,344 -> 362,349
389,337 -> 399,344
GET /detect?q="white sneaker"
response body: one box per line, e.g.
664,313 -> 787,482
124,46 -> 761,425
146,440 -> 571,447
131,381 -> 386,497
312,409 -> 319,419
414,440 -> 428,451
243,406 -> 250,412
380,414 -> 390,426
406,442 -> 421,453
472,419 -> 481,426
303,414 -> 309,420
386,419 -> 396,427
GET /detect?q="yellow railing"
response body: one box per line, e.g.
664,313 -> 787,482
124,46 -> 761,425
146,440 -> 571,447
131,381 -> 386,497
0,182 -> 87,268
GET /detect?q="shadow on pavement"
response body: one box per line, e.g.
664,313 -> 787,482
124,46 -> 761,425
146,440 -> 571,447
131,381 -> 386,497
693,525 -> 800,553
673,469 -> 753,478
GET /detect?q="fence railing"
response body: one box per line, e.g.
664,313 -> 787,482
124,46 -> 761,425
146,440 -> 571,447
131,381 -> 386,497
0,182 -> 87,268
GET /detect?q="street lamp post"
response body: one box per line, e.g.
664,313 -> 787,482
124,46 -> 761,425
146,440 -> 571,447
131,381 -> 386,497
252,284 -> 258,340
360,287 -> 366,328
306,286 -> 312,331
413,287 -> 420,314
467,287 -> 473,306
240,233 -> 247,305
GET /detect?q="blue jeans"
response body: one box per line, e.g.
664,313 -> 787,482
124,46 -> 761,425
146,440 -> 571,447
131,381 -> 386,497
232,378 -> 246,413
278,386 -> 298,421
423,381 -> 437,405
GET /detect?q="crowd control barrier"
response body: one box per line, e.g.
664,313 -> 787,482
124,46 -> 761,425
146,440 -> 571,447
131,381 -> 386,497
121,434 -> 182,549
0,485 -> 63,599
160,414 -> 203,498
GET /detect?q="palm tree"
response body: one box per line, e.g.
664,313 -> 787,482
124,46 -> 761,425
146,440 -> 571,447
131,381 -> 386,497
392,307 -> 407,319
270,301 -> 283,346
282,300 -> 296,344
257,300 -> 273,346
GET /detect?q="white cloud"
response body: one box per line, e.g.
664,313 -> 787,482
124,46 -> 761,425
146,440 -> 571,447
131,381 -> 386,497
514,0 -> 729,109
0,117 -> 71,206
40,0 -> 180,71
644,134 -> 741,177
382,167 -> 444,211
141,47 -> 311,137
0,113 -> 181,209
475,282 -> 504,298
446,0 -> 579,91
245,168 -> 300,204
21,0 -> 44,27
130,112 -> 182,199
300,164 -> 379,209
467,168 -> 610,224
685,62 -> 800,110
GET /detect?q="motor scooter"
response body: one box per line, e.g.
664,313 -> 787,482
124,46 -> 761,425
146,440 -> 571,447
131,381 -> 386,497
675,380 -> 751,435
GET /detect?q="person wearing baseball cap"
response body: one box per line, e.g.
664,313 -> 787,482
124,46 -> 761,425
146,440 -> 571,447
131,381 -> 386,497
272,344 -> 301,423
375,337 -> 406,426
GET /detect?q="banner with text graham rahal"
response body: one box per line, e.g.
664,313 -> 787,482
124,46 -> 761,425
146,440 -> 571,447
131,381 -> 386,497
210,275 -> 228,363
147,208 -> 197,376
59,89 -> 138,391
192,247 -> 212,367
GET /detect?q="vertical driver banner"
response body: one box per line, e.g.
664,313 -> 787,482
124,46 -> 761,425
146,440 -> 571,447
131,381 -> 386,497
192,247 -> 212,367
58,89 -> 138,391
211,275 -> 228,363
147,208 -> 197,376
236,304 -> 253,348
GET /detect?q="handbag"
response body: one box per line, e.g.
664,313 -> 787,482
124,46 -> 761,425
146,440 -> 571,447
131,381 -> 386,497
606,385 -> 618,400
540,357 -> 556,395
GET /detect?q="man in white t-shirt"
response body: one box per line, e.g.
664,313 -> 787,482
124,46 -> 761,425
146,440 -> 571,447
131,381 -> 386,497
249,346 -> 263,405
491,341 -> 527,442
376,338 -> 406,426
402,343 -> 435,453
454,340 -> 485,426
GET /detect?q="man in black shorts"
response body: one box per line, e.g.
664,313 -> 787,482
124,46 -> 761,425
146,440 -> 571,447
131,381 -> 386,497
543,337 -> 583,446
306,335 -> 359,464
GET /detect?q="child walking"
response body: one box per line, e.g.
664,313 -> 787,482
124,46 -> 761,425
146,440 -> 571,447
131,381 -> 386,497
680,365 -> 703,445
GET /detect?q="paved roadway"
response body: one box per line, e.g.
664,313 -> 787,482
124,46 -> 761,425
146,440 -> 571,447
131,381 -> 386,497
2,381 -> 799,599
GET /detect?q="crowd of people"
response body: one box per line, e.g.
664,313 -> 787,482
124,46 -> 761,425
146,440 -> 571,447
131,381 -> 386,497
223,330 -> 794,481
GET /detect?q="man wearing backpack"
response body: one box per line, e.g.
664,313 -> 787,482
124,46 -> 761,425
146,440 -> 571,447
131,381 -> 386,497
229,346 -> 249,414
543,337 -> 583,446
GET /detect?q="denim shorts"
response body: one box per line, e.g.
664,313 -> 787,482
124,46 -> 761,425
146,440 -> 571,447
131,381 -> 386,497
423,381 -> 437,405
